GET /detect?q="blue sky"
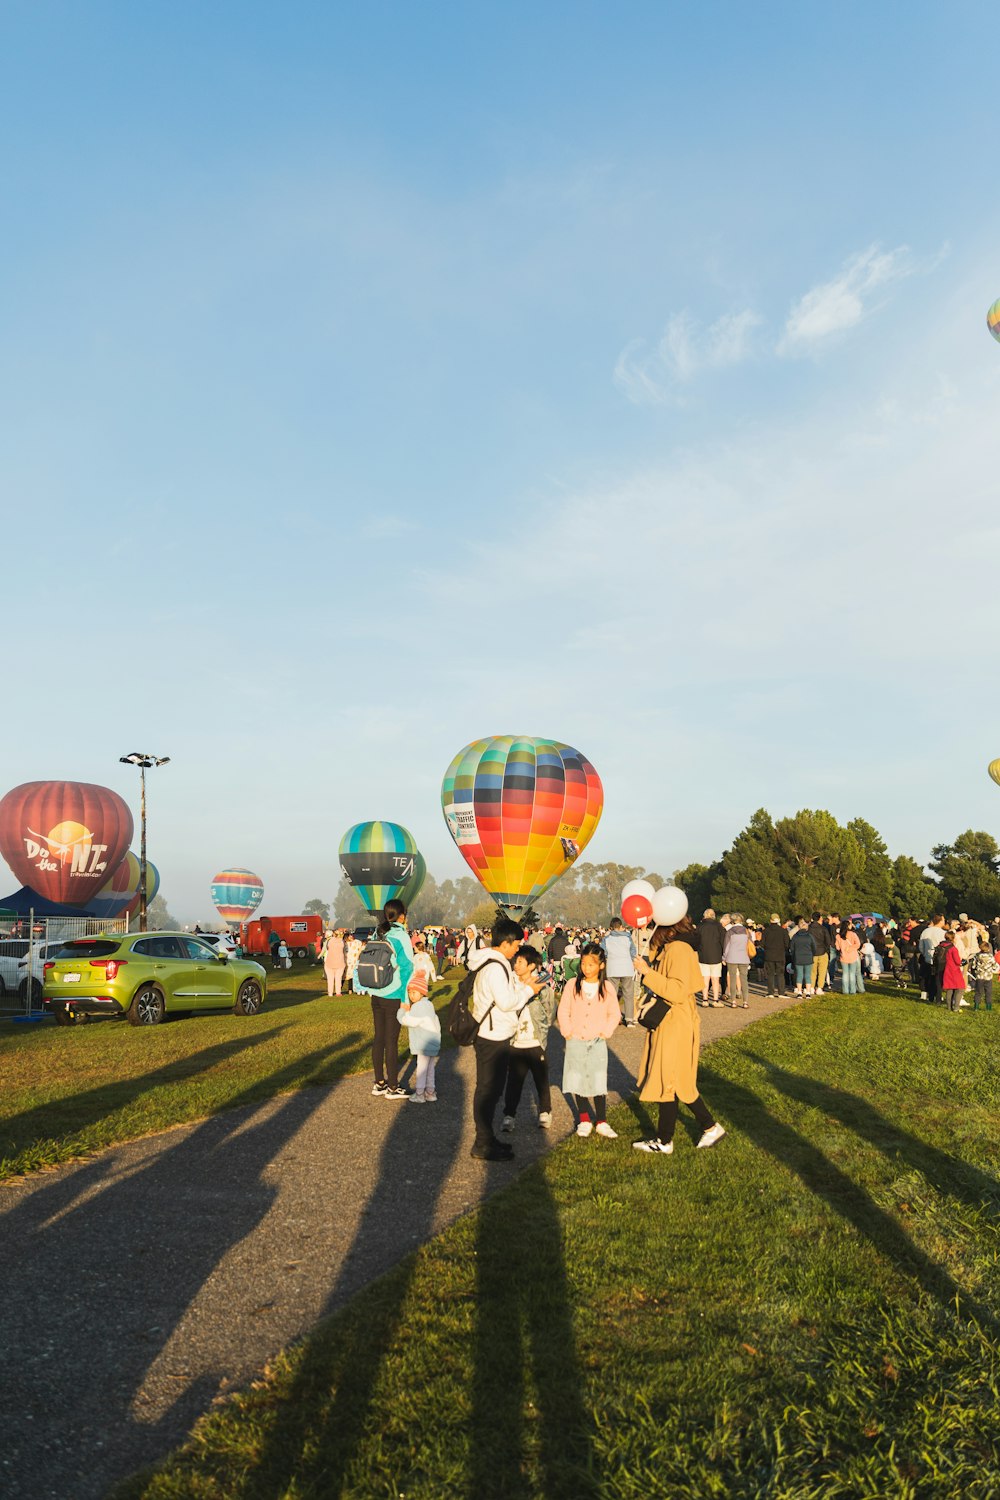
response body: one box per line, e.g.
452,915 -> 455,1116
2,2 -> 999,921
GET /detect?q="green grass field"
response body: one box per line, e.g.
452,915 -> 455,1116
111,988 -> 1000,1500
0,964 -> 463,1181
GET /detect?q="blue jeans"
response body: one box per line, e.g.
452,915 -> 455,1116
795,963 -> 812,989
841,961 -> 865,994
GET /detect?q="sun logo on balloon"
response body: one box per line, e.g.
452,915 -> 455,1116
28,821 -> 94,864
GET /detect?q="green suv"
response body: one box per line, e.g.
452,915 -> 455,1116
42,931 -> 268,1026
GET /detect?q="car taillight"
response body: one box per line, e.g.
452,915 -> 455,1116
43,961 -> 55,974
91,959 -> 128,980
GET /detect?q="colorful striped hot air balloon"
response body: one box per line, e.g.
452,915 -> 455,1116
988,759 -> 1000,787
339,822 -> 418,917
211,868 -> 264,924
988,300 -> 1000,344
88,849 -> 159,917
441,736 -> 604,919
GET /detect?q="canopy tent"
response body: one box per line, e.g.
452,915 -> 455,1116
0,886 -> 102,918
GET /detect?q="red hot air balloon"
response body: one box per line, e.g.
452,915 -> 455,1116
0,780 -> 133,908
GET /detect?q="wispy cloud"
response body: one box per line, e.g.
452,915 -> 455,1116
778,244 -> 915,354
360,514 -> 418,540
614,307 -> 762,405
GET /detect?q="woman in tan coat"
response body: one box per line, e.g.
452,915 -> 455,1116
632,917 -> 726,1156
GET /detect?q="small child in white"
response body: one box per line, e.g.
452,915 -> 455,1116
397,969 -> 441,1102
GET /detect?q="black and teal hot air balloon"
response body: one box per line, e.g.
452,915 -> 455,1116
398,850 -> 426,911
339,821 -> 418,917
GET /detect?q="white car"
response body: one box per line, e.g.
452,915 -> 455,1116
0,938 -> 31,998
17,941 -> 71,1002
193,932 -> 238,957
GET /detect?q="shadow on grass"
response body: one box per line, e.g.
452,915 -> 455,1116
0,1024 -> 291,1173
469,1164 -> 599,1500
0,1032 -> 372,1500
231,1047 -> 470,1498
699,1060 -> 1000,1338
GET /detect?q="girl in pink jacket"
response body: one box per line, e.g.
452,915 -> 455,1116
557,943 -> 621,1139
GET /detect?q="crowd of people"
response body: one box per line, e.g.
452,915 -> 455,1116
303,903 -> 999,1162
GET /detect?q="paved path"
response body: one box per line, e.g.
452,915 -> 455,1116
0,986 -> 805,1499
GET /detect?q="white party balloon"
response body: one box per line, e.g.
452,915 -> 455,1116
651,885 -> 688,925
621,878 -> 656,903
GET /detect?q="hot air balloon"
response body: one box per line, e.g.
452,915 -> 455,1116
0,780 -> 133,908
441,736 -> 604,919
339,822 -> 418,916
211,868 -> 264,924
988,759 -> 1000,787
88,849 -> 146,917
988,300 -> 1000,344
398,850 -> 427,911
123,860 -> 161,919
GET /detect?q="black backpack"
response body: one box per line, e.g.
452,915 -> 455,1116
355,938 -> 396,992
448,957 -> 502,1046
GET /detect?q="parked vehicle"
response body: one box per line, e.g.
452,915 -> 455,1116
42,932 -> 268,1026
0,937 -> 30,996
18,941 -> 73,1003
239,914 -> 325,960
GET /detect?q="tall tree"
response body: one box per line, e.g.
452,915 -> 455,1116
146,892 -> 180,931
772,809 -> 865,914
890,855 -> 940,920
302,897 -> 330,921
713,809 -> 790,917
929,831 -> 1000,920
847,818 -> 894,915
674,861 -> 723,920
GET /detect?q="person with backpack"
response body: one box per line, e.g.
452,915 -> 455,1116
501,944 -> 556,1132
464,918 -> 543,1160
365,898 -> 415,1099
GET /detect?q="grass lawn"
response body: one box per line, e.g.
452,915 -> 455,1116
0,964 -> 464,1181
115,988 -> 1000,1500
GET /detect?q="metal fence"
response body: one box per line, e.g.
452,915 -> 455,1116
0,910 -> 131,1019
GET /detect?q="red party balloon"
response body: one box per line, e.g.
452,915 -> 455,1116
0,780 -> 133,907
622,893 -> 653,926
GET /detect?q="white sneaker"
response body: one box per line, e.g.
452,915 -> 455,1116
408,1091 -> 427,1104
537,1111 -> 552,1129
424,1089 -> 437,1102
595,1121 -> 618,1139
959,998 -> 972,1008
501,1115 -> 516,1132
697,1123 -> 726,1149
632,1138 -> 673,1154
576,1120 -> 594,1137
804,987 -> 814,996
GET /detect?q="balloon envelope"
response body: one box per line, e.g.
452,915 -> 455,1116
124,860 -> 161,918
339,822 -> 418,917
441,735 -> 604,919
621,878 -> 655,903
651,885 -> 688,926
989,758 -> 1000,787
88,849 -> 159,917
988,300 -> 1000,344
398,849 -> 426,911
211,868 -> 264,924
0,780 -> 133,908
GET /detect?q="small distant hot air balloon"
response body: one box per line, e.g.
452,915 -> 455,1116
211,868 -> 264,924
988,759 -> 1000,787
441,736 -> 604,919
339,822 -> 418,917
988,300 -> 1000,344
0,780 -> 133,908
398,850 -> 427,911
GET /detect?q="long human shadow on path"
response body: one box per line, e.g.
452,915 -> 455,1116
237,1046 -> 471,1498
0,1022 -> 291,1172
744,1051 -> 1000,1209
469,1162 -> 600,1500
698,1061 -> 1000,1339
0,1031 -> 369,1500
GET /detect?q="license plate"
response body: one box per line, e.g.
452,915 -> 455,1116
63,972 -> 81,983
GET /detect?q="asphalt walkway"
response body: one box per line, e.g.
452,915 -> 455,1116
0,985 -> 806,1499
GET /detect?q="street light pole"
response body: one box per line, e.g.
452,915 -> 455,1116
119,753 -> 170,932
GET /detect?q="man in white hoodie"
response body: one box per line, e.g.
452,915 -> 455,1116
467,918 -> 543,1161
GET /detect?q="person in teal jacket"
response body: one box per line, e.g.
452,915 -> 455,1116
369,897 -> 415,1099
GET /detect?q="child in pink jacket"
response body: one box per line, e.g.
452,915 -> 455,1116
557,942 -> 621,1139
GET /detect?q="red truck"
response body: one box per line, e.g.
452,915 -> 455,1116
240,914 -> 324,961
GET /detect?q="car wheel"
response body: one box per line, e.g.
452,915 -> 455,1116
19,978 -> 42,1005
234,978 -> 264,1016
128,984 -> 166,1026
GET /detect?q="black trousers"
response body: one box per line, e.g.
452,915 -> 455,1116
571,1093 -> 607,1123
473,1035 -> 512,1147
764,959 -> 786,996
371,996 -> 401,1087
657,1094 -> 715,1143
504,1046 -> 551,1115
